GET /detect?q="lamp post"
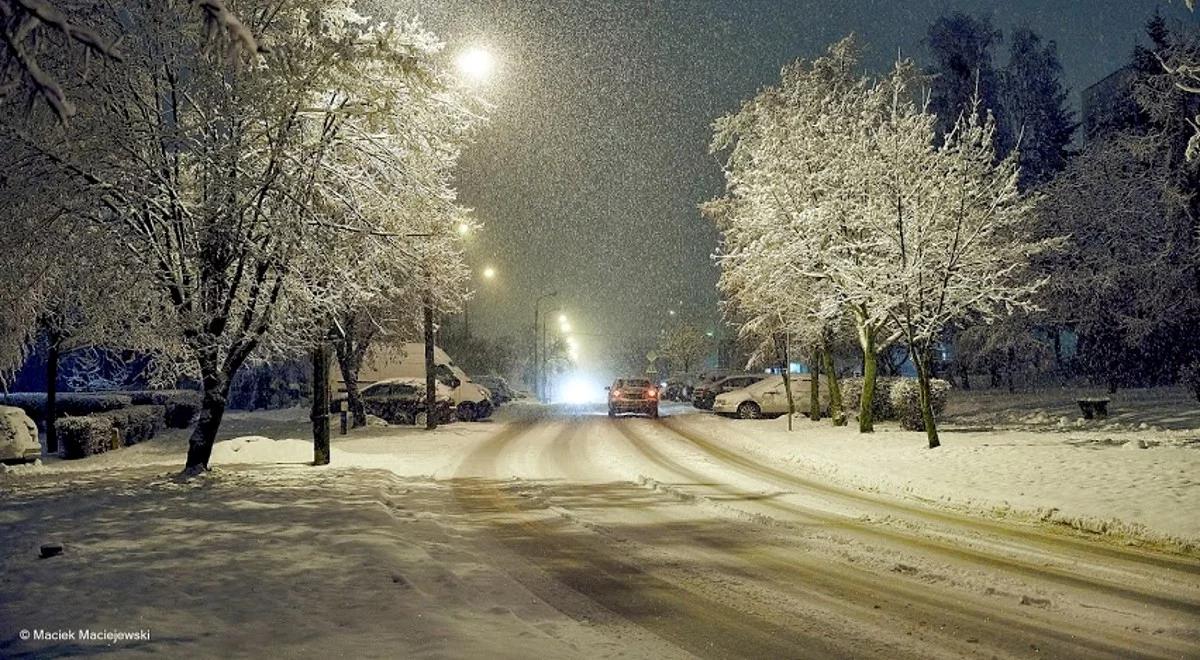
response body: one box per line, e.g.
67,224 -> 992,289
534,291 -> 557,401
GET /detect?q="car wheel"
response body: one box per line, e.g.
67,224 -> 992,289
649,407 -> 659,419
607,408 -> 615,418
457,402 -> 477,422
414,412 -> 428,427
737,402 -> 761,420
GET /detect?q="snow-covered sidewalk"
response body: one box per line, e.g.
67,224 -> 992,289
667,387 -> 1200,549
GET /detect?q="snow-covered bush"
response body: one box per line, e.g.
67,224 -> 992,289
56,416 -> 116,459
889,379 -> 951,431
0,392 -> 132,427
122,391 -> 201,428
1181,361 -> 1200,404
55,404 -> 166,457
100,405 -> 166,445
841,377 -> 901,422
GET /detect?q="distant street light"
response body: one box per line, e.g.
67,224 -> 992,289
456,222 -> 471,236
482,266 -> 496,279
456,46 -> 496,84
560,321 -> 571,333
558,313 -> 567,324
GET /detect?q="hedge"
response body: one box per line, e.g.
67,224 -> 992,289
888,378 -> 951,431
56,416 -> 118,459
118,390 -> 201,428
55,405 -> 167,459
0,393 -> 132,428
103,405 -> 166,445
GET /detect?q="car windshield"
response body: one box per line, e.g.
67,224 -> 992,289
617,379 -> 652,388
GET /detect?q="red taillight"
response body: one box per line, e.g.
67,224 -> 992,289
646,388 -> 657,398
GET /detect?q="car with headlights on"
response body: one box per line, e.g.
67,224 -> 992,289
711,374 -> 824,419
607,378 -> 659,418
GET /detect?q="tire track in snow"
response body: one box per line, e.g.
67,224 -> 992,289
449,417 -> 847,659
612,419 -> 1197,659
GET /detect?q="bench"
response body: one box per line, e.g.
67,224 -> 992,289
1077,398 -> 1111,420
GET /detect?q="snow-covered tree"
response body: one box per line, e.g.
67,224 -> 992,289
657,323 -> 710,375
709,36 -> 1048,444
5,1 -> 480,474
0,0 -> 256,122
708,36 -> 899,432
1037,137 -> 1198,390
873,103 -> 1048,447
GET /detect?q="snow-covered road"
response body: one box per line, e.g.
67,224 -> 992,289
442,410 -> 1199,658
3,405 -> 1198,658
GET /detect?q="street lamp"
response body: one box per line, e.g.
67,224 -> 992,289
482,266 -> 496,280
456,46 -> 496,84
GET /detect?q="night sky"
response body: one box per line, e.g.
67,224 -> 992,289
381,0 -> 1198,371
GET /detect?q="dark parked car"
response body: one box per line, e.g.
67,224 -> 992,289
607,378 -> 659,418
473,375 -> 515,405
661,378 -> 694,402
334,378 -> 454,426
692,374 -> 767,410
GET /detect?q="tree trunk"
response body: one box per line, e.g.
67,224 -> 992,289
856,321 -> 878,433
809,348 -> 822,421
333,324 -> 368,428
184,367 -> 230,475
1006,347 -> 1016,393
780,336 -> 795,431
311,343 -> 331,466
821,347 -> 846,427
44,337 -> 60,455
913,349 -> 940,449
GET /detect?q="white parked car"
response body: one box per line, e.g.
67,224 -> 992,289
0,405 -> 40,463
712,374 -> 825,419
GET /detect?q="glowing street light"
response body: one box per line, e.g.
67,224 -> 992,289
482,266 -> 496,280
456,46 -> 496,84
560,321 -> 571,333
558,313 -> 567,324
456,221 -> 471,236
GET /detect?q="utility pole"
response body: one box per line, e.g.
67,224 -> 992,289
311,341 -> 331,465
534,291 -> 557,402
424,291 -> 437,430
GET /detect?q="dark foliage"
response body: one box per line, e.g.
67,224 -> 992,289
0,392 -> 131,428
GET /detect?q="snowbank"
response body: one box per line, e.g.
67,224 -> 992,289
668,405 -> 1200,547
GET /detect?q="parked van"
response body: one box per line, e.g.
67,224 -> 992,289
711,374 -> 826,419
332,343 -> 494,421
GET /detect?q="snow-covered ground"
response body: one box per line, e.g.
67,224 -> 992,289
2,391 -> 1198,657
660,387 -> 1200,548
